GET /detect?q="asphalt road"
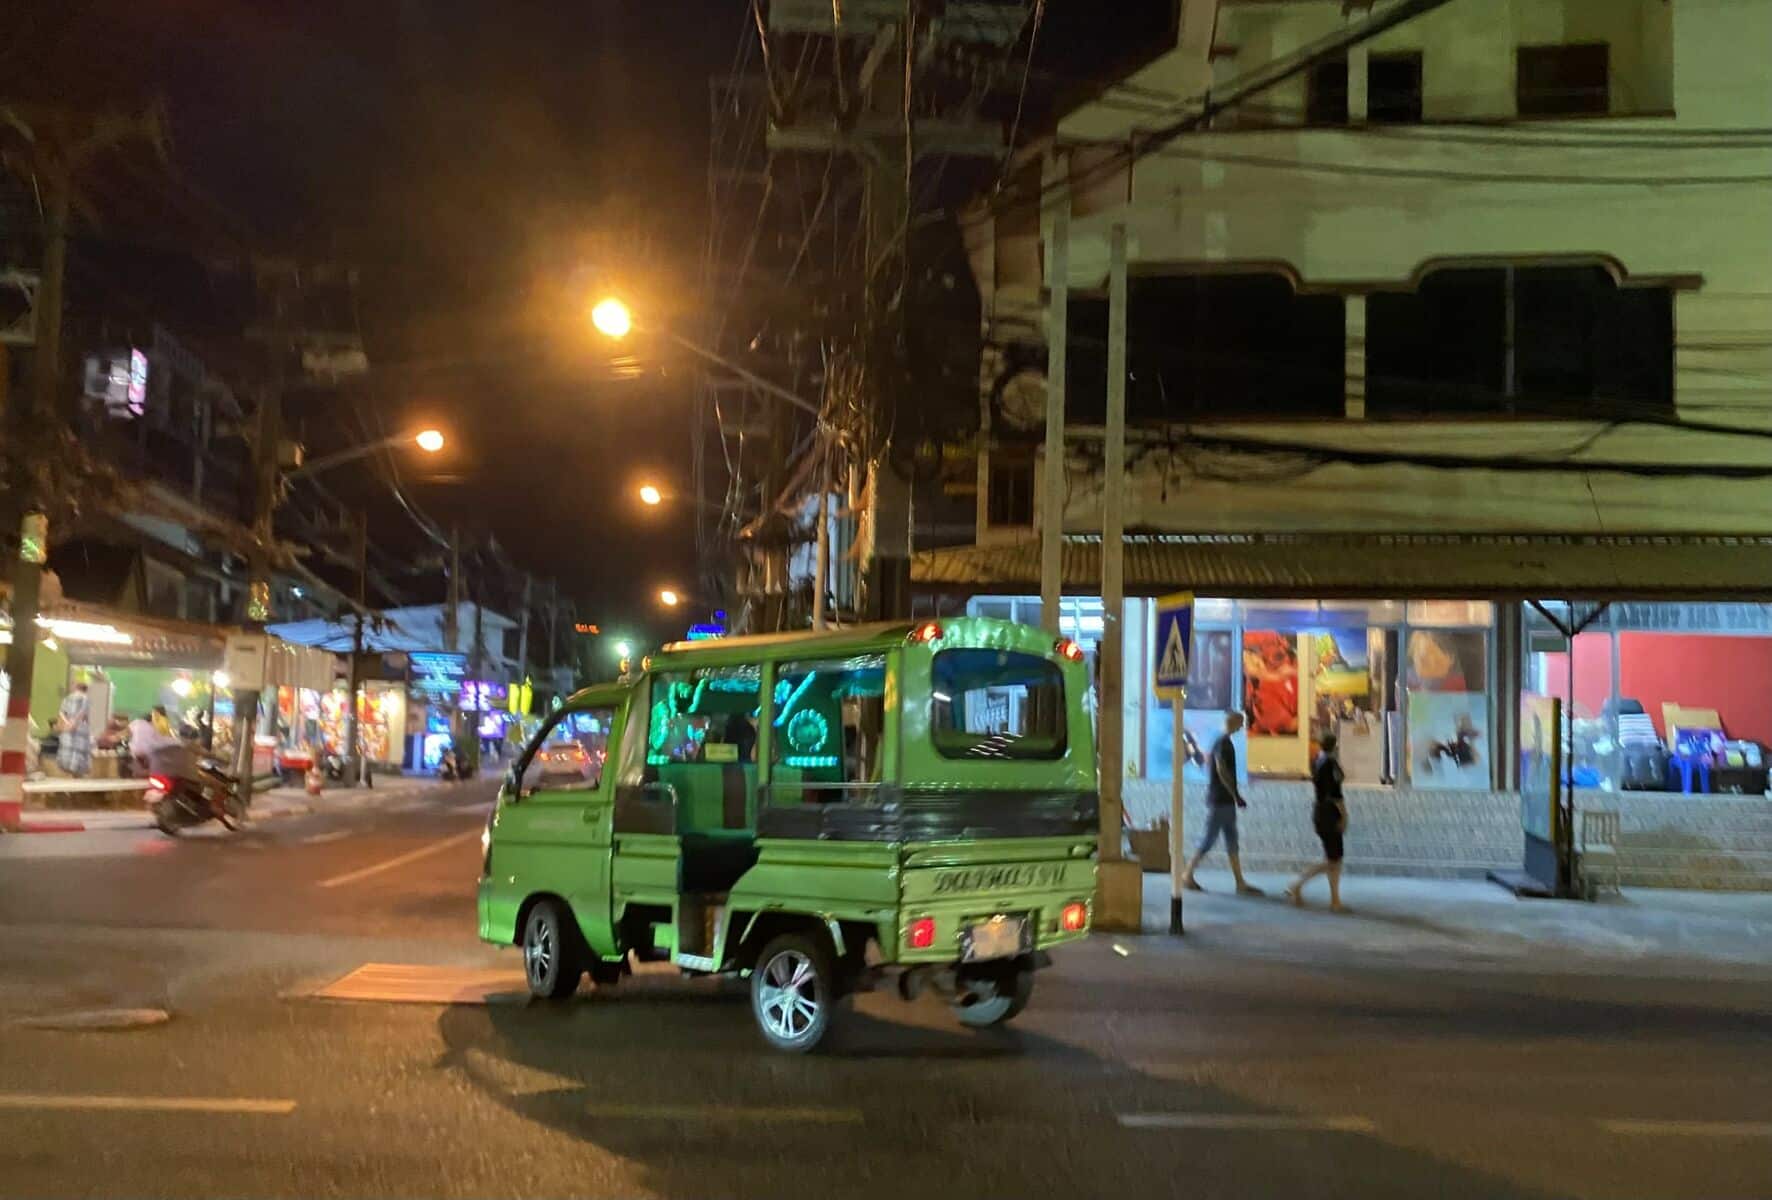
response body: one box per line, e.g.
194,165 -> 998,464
2,784 -> 1769,1200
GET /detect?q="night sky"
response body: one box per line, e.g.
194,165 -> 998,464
9,0 -> 733,650
7,1 -> 1173,650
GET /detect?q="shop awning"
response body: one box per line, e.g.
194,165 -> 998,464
911,534 -> 1772,601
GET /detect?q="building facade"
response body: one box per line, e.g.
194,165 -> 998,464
920,0 -> 1772,888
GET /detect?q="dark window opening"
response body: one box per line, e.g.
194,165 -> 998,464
987,455 -> 1035,527
1367,265 -> 1672,417
1517,43 -> 1609,116
1368,52 -> 1424,124
1306,57 -> 1350,126
1068,274 -> 1346,422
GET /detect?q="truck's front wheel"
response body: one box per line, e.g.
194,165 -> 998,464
750,933 -> 834,1053
954,962 -> 1034,1028
522,900 -> 583,1000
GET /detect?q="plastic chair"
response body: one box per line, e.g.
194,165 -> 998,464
1579,809 -> 1623,896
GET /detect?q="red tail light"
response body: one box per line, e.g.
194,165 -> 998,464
907,916 -> 936,949
910,621 -> 943,644
1055,638 -> 1085,662
1060,902 -> 1089,932
148,775 -> 173,793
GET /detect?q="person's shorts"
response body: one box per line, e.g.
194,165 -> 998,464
1316,827 -> 1345,863
1198,804 -> 1239,855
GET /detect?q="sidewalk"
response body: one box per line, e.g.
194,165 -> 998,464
6,774 -> 452,833
1139,868 -> 1772,977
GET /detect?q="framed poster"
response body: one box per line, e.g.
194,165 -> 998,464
1408,690 -> 1490,790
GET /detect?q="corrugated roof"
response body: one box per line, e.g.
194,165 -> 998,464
912,534 -> 1772,601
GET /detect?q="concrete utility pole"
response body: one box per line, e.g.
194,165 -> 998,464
1095,222 -> 1139,931
344,510 -> 369,788
442,525 -> 463,766
465,578 -> 485,776
229,378 -> 283,808
0,105 -> 162,830
1039,157 -> 1070,635
515,572 -> 532,683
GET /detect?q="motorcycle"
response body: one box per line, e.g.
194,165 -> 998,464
147,756 -> 245,836
438,747 -> 471,782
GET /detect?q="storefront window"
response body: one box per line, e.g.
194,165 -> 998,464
1525,602 -> 1772,796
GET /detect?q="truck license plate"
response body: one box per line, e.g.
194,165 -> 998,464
964,915 -> 1026,962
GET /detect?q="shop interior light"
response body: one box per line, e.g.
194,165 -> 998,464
33,617 -> 133,645
171,676 -> 194,698
211,670 -> 231,689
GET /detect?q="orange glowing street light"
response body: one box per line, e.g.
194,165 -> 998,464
289,428 -> 447,480
591,297 -> 633,339
658,589 -> 681,608
638,484 -> 663,506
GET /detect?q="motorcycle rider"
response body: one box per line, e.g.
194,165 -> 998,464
130,706 -> 195,778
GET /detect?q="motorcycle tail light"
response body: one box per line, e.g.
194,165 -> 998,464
148,774 -> 173,793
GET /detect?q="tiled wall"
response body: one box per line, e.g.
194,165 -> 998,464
1123,779 -> 1772,891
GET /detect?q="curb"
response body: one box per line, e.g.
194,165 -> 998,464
4,782 -> 443,834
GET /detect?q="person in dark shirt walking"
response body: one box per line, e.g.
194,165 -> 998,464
1179,712 -> 1263,896
1285,734 -> 1348,912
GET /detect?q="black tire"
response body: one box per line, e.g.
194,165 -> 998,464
152,803 -> 181,837
954,964 -> 1034,1028
587,957 -> 626,987
750,933 -> 835,1053
522,900 -> 584,1000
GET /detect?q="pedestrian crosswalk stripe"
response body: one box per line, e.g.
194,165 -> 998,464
1601,1119 -> 1772,1138
1118,1113 -> 1375,1133
0,1093 -> 295,1115
308,962 -> 528,1005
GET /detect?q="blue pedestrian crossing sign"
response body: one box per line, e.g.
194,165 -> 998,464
1152,591 -> 1194,701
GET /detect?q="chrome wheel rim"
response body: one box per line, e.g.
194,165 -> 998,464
525,917 -> 554,987
757,950 -> 820,1042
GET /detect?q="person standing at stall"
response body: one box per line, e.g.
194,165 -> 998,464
55,681 -> 94,777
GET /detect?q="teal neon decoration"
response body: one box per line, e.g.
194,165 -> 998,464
786,709 -> 828,755
772,672 -> 819,728
783,754 -> 839,769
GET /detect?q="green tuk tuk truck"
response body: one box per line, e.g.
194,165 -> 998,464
477,616 -> 1099,1052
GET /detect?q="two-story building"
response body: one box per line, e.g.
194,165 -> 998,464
920,0 -> 1772,889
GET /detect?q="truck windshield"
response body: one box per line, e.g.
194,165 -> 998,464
930,649 -> 1067,760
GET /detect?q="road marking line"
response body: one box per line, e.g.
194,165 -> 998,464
582,1103 -> 863,1123
300,830 -> 350,845
0,1093 -> 295,1115
316,829 -> 480,888
1117,1113 -> 1376,1133
308,963 -> 526,1005
1600,1119 -> 1772,1138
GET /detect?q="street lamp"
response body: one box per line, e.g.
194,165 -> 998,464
638,484 -> 662,507
288,428 -> 446,481
658,589 -> 681,608
591,297 -> 633,339
589,295 -> 820,418
613,640 -> 633,660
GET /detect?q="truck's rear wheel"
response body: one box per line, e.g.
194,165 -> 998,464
954,963 -> 1034,1028
522,900 -> 583,1000
750,933 -> 834,1053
